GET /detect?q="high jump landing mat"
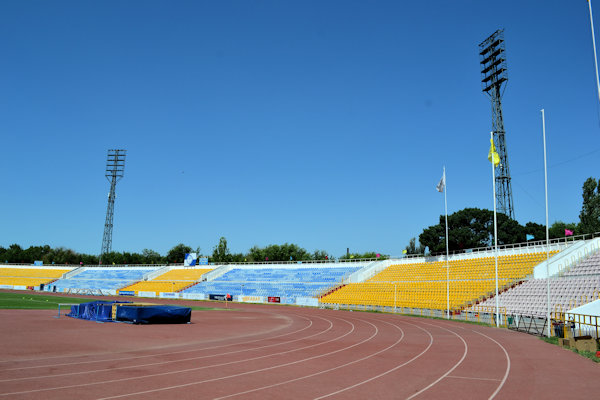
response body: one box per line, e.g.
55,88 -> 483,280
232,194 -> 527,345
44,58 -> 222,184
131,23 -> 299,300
65,301 -> 192,324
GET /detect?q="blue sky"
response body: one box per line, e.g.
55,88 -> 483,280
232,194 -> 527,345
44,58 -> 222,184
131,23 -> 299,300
1,1 -> 599,258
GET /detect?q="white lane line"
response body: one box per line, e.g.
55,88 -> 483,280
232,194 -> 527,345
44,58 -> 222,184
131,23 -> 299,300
446,375 -> 502,382
214,318 -> 405,399
314,320 -> 435,400
95,317 -> 372,400
0,312 -> 313,378
1,315 -> 354,397
405,323 -> 468,400
470,330 -> 511,400
1,309 -> 295,369
0,313 -> 316,382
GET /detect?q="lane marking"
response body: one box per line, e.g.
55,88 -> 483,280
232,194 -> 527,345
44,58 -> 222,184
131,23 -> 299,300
405,323 -> 468,400
0,314 -> 318,382
470,329 -> 511,400
446,375 -> 502,382
0,315 -> 304,374
214,318 -> 406,399
1,315 -> 356,397
0,308 -> 294,368
314,320 -> 434,400
95,317 -> 373,400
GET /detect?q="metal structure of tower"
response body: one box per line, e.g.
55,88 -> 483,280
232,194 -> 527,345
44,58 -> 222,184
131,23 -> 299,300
100,149 -> 126,263
479,29 -> 515,220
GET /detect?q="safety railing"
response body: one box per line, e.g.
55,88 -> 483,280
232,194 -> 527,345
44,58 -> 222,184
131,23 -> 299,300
551,311 -> 600,339
506,313 -> 549,336
319,303 -> 510,327
422,231 -> 600,259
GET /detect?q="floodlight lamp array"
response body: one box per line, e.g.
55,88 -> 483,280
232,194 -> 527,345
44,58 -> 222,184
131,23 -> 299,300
105,149 -> 126,181
479,29 -> 508,93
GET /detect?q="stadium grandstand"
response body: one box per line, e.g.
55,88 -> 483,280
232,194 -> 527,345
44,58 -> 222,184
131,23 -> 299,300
0,266 -> 71,289
181,264 -> 365,303
2,236 -> 599,337
320,251 -> 560,310
47,267 -> 154,294
119,267 -> 213,296
473,245 -> 600,317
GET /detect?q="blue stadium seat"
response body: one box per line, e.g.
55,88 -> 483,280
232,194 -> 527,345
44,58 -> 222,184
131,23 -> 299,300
182,265 -> 363,301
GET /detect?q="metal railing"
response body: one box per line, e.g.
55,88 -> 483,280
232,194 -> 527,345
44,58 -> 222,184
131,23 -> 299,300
556,239 -> 600,276
319,303 -> 510,327
506,313 -> 549,336
552,311 -> 600,339
407,231 -> 600,260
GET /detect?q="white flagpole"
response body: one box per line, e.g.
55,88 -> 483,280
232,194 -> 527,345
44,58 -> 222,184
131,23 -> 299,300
542,109 -> 551,337
588,0 -> 600,107
490,132 -> 500,327
444,167 -> 450,320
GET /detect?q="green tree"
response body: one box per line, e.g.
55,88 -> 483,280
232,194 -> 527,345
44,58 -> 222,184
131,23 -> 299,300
311,250 -> 332,260
99,251 -> 122,265
247,243 -> 313,262
340,251 -> 388,260
523,222 -> 546,241
579,177 -> 600,235
246,245 -> 264,262
419,208 -> 525,254
2,244 -> 23,263
212,237 -> 231,263
549,221 -> 578,239
23,245 -> 52,262
230,253 -> 246,262
141,249 -> 163,264
79,253 -> 99,265
166,243 -> 192,264
404,237 -> 426,255
49,247 -> 79,264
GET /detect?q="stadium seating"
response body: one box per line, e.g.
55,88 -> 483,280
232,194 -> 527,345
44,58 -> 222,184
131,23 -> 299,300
321,252 -> 558,310
49,268 -> 154,292
182,265 -> 362,302
563,251 -> 600,276
0,267 -> 71,287
120,268 -> 212,295
474,251 -> 600,316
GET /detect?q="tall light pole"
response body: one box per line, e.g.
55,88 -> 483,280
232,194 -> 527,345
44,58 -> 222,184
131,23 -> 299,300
479,29 -> 515,220
542,109 -> 551,337
100,149 -> 126,264
588,0 -> 600,108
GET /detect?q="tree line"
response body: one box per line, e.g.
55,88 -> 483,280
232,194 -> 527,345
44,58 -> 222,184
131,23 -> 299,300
0,239 -> 384,265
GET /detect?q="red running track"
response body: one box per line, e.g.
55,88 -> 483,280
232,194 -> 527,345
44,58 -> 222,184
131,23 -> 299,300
0,300 -> 599,399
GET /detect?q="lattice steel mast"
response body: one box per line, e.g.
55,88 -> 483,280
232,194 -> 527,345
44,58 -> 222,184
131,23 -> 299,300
479,29 -> 515,220
100,149 -> 126,263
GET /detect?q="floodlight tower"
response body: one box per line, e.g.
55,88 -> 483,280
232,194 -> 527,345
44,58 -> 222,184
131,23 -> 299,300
100,149 -> 126,263
479,29 -> 515,220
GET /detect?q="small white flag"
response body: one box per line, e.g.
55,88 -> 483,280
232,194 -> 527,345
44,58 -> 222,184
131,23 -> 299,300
436,169 -> 446,193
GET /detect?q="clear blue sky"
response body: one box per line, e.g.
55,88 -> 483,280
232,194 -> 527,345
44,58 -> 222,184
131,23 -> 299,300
1,1 -> 599,258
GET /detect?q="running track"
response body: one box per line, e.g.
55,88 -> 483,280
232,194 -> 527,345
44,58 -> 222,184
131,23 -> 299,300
0,300 -> 598,399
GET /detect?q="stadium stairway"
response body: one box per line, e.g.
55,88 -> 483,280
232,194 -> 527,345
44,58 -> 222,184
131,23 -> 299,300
319,283 -> 346,298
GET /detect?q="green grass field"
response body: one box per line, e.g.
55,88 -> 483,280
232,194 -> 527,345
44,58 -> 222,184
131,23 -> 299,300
0,292 -> 92,310
0,292 -> 222,311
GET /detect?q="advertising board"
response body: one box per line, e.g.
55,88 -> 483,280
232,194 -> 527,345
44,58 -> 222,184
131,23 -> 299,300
209,294 -> 233,301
